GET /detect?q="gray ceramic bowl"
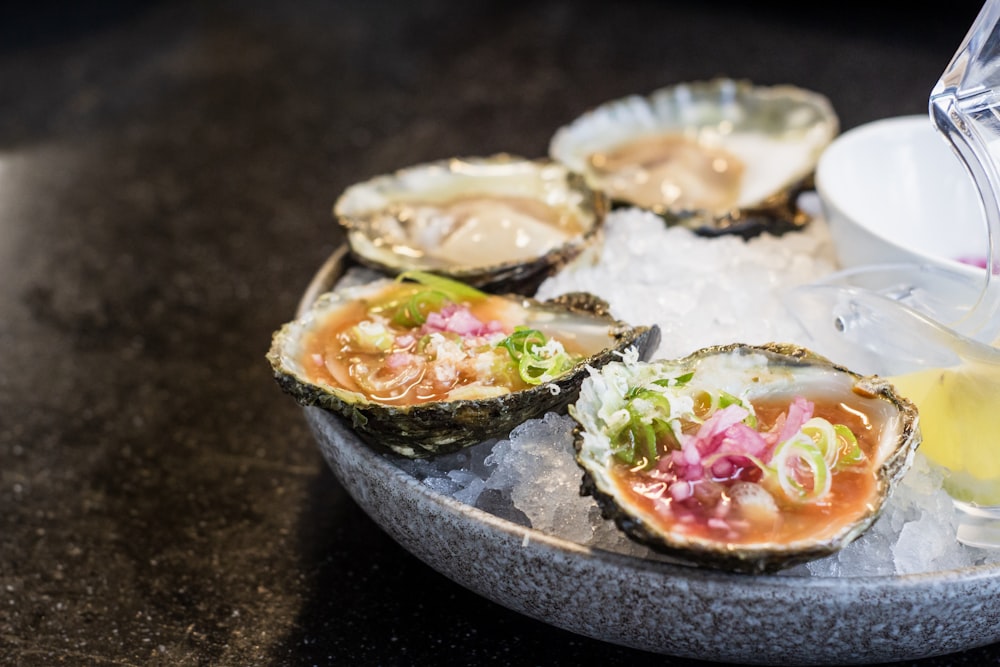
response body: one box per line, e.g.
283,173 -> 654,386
299,246 -> 1000,666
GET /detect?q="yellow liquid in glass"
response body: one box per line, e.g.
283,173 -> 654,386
889,361 -> 1000,506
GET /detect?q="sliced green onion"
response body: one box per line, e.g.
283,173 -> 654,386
802,417 -> 840,466
609,388 -> 680,468
498,327 -> 547,360
516,346 -> 572,384
770,434 -> 831,503
833,424 -> 866,468
391,290 -> 449,327
396,270 -> 487,301
802,417 -> 865,470
611,431 -> 638,466
632,421 -> 658,468
626,388 -> 673,417
613,417 -> 664,469
717,391 -> 742,408
497,327 -> 576,385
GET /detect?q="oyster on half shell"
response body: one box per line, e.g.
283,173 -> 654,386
549,79 -> 839,238
268,271 -> 659,458
569,343 -> 920,574
334,155 -> 607,296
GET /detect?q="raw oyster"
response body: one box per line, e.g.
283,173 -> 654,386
334,155 -> 607,295
268,271 -> 659,458
549,79 -> 839,238
569,343 -> 920,574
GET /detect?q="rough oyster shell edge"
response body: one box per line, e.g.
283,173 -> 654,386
267,269 -> 661,459
572,341 -> 921,575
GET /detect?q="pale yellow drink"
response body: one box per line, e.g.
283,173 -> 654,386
889,361 -> 1000,507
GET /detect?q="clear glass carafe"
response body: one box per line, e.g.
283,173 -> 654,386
789,0 -> 1000,547
931,0 -> 1000,341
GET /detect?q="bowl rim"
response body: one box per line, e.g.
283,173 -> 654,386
815,114 -> 985,278
300,242 -> 1000,587
299,242 -> 1000,663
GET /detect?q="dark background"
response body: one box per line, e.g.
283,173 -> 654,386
0,1 -> 992,665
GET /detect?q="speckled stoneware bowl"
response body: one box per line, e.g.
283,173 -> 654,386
298,246 -> 1000,666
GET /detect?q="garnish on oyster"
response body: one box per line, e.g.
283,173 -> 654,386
334,155 -> 607,295
549,79 -> 839,238
268,271 -> 659,458
569,343 -> 920,574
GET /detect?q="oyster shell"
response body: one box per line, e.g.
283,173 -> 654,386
334,155 -> 607,295
569,343 -> 920,574
549,79 -> 839,238
268,271 -> 659,458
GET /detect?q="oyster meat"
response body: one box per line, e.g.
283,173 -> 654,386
569,343 -> 920,574
268,271 -> 659,458
549,79 -> 839,238
335,155 -> 607,295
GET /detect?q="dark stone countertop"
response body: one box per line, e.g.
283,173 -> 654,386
1,1 -> 995,665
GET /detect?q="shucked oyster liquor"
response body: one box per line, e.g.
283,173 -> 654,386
549,79 -> 839,238
570,343 -> 920,574
268,271 -> 659,458
334,155 -> 607,295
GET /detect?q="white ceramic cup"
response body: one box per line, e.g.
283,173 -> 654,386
816,114 -> 987,278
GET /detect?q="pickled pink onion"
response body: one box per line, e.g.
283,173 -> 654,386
422,304 -> 504,337
767,396 -> 814,447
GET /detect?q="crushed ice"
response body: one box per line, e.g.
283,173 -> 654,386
391,205 -> 1000,577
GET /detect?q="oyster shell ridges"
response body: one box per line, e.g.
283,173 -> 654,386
571,342 -> 920,574
268,278 -> 661,458
335,154 -> 609,296
549,79 -> 839,239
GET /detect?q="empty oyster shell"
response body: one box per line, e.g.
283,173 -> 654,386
549,79 -> 839,238
569,343 -> 920,574
334,155 -> 607,295
267,270 -> 659,458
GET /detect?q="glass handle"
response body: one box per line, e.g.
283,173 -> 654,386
930,0 -> 1000,342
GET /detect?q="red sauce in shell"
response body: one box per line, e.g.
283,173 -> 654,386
611,395 -> 883,545
298,283 -> 589,406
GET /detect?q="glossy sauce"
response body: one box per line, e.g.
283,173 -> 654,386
612,395 -> 883,545
298,284 -> 587,407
